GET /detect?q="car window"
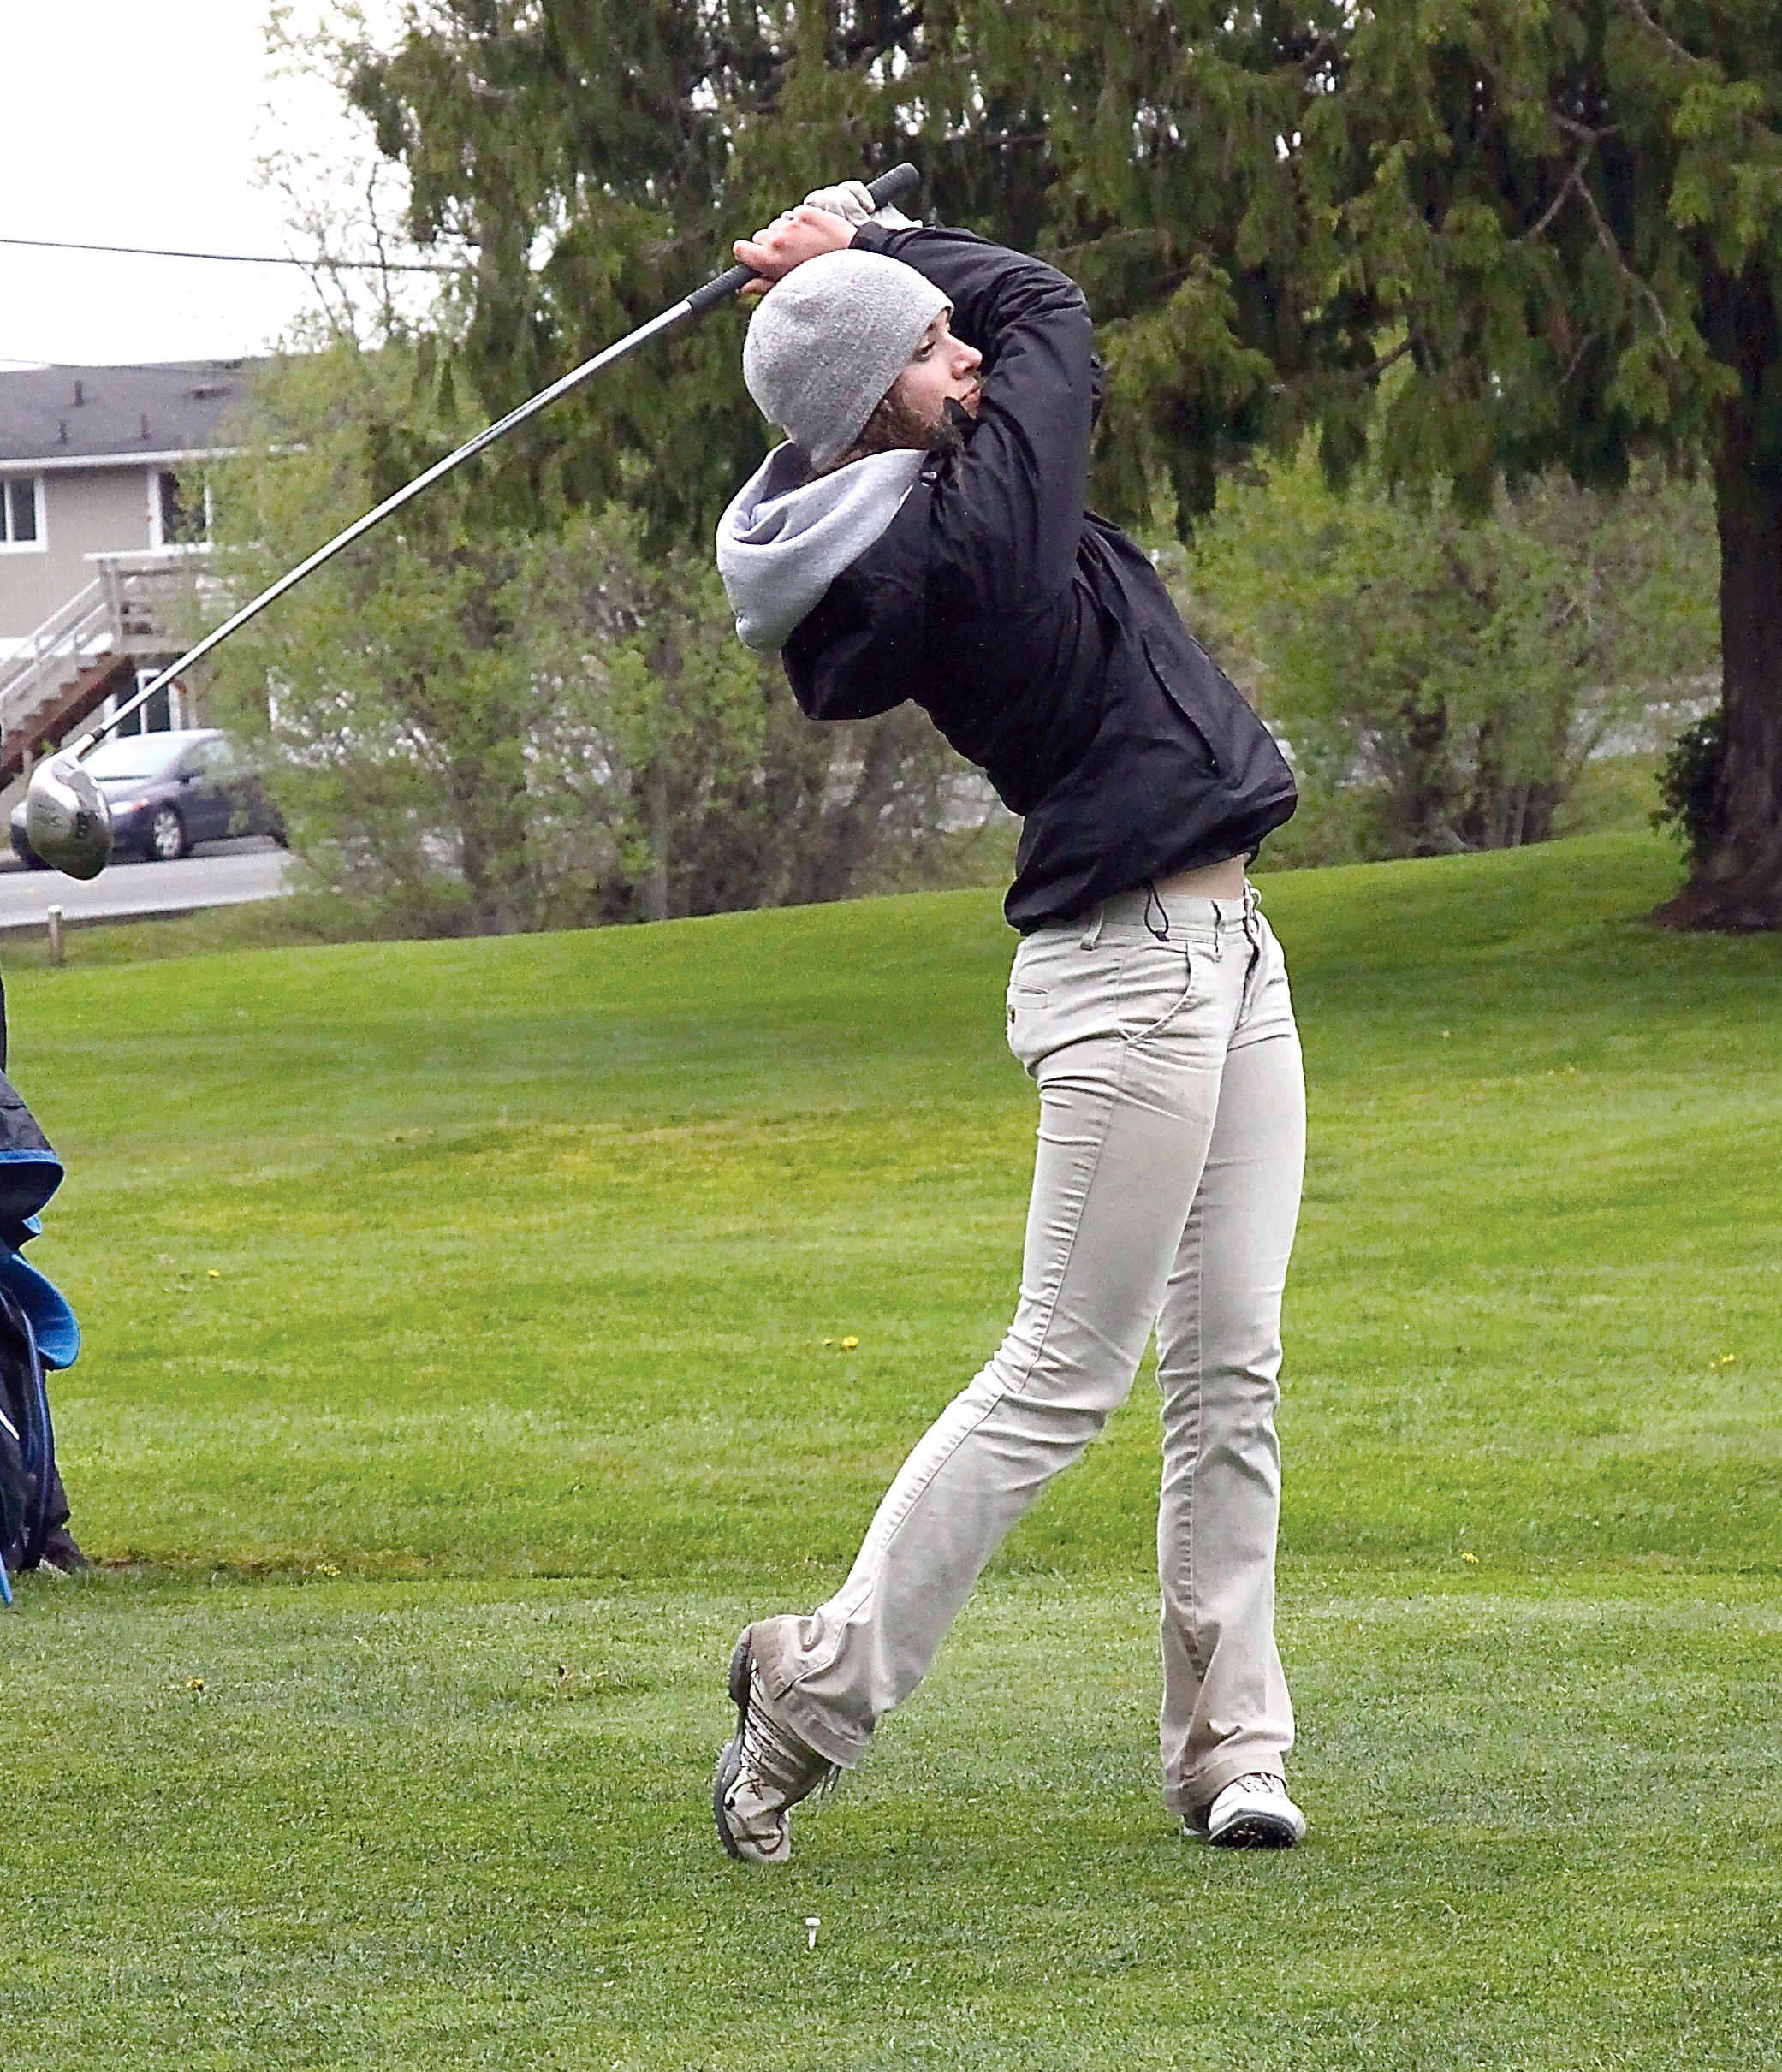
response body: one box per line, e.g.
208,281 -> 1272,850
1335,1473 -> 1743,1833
85,733 -> 193,781
182,739 -> 237,779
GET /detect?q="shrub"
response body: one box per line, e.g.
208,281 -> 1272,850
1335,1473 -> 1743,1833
1654,712 -> 1727,869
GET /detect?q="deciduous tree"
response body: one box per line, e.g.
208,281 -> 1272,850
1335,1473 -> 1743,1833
1185,442 -> 1720,861
202,340 -> 983,929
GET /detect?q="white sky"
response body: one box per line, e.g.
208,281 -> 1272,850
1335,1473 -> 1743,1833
3,0 -> 420,369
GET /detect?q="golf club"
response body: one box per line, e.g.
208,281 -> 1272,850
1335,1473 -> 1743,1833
22,163 -> 922,881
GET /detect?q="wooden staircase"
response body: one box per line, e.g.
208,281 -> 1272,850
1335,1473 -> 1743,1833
0,651 -> 139,786
0,552 -> 209,784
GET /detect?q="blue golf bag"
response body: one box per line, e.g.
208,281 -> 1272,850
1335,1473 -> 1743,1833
0,1061 -> 81,1606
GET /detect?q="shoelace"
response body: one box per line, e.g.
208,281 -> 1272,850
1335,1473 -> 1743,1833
738,1677 -> 840,1803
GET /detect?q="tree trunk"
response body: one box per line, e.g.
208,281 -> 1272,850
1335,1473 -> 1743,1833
793,710 -> 920,906
641,768 -> 670,923
1655,268 -> 1782,930
1653,458 -> 1782,929
639,611 -> 680,925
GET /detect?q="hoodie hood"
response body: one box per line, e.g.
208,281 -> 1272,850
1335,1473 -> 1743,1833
716,441 -> 926,652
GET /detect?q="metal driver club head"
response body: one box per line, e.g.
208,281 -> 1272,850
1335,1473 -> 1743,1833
24,752 -> 113,880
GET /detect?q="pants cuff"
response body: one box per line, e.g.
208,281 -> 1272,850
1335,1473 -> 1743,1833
1165,1749 -> 1287,1828
769,1687 -> 866,1772
749,1615 -> 867,1772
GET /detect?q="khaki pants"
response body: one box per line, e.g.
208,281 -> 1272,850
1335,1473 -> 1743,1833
758,882 -> 1304,1820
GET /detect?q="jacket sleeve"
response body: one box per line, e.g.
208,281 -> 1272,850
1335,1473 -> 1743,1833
851,223 -> 1094,621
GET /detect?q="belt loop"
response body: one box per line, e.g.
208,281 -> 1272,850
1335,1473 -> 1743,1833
1209,899 -> 1225,960
1078,904 -> 1105,950
1239,881 -> 1262,1012
1142,882 -> 1171,942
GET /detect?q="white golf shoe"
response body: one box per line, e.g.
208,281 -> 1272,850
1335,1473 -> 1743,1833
1204,1772 -> 1307,1849
713,1623 -> 839,1865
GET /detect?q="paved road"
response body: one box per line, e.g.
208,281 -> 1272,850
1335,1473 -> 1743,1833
0,837 -> 293,932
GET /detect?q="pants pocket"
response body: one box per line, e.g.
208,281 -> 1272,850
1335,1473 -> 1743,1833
1116,941 -> 1197,1043
1006,983 -> 1052,1072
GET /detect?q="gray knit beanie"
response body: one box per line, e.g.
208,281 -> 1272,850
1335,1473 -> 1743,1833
743,249 -> 951,470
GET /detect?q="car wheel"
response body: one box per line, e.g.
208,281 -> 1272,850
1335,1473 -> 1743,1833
146,807 -> 187,862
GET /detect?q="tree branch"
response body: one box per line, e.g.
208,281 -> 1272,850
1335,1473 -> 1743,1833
1268,335 -> 1416,396
1354,336 -> 1416,384
1518,145 -> 1594,244
1039,224 -> 1172,265
1576,175 -> 1673,345
1559,330 -> 1601,385
1551,114 -> 1620,142
1618,0 -> 1706,68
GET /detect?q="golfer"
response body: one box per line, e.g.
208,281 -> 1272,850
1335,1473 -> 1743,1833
712,184 -> 1305,1862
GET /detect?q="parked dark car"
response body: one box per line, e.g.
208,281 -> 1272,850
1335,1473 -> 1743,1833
10,728 -> 286,868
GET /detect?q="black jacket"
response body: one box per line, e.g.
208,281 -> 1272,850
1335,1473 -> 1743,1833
778,223 -> 1297,931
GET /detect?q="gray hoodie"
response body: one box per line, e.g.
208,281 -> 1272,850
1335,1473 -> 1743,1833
716,441 -> 925,653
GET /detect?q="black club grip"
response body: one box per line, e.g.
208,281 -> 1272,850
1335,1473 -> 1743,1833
865,162 -> 921,211
686,163 -> 922,316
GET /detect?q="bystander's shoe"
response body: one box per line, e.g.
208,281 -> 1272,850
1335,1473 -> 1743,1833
1203,1772 -> 1307,1849
713,1622 -> 840,1865
35,1523 -> 88,1576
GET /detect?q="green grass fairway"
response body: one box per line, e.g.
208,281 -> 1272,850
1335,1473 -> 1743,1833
3,829 -> 1779,2069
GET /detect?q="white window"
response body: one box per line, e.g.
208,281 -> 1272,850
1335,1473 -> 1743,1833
1,474 -> 43,550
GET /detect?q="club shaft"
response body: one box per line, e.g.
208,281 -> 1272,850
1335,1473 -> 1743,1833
79,300 -> 697,751
71,160 -> 919,754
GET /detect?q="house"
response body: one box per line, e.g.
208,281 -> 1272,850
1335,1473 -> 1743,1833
0,359 -> 255,779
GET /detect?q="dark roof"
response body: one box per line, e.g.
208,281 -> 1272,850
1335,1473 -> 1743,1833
0,359 -> 264,466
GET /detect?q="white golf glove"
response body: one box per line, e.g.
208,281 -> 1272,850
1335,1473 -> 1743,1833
802,179 -> 918,231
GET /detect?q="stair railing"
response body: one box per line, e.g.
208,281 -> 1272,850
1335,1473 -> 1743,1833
0,546 -> 216,748
0,579 -> 110,744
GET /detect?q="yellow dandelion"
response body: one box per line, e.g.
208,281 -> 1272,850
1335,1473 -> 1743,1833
841,1336 -> 860,1351
1463,1553 -> 1480,1566
185,1676 -> 205,1691
207,1268 -> 221,1279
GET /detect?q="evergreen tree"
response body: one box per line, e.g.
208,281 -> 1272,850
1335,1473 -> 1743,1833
338,0 -> 1782,925
1310,0 -> 1782,926
338,1 -> 1372,542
